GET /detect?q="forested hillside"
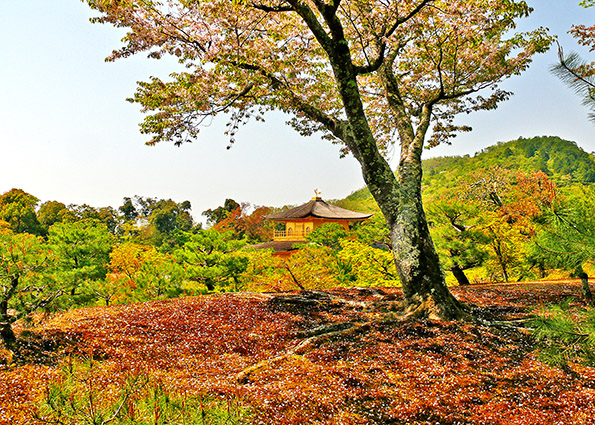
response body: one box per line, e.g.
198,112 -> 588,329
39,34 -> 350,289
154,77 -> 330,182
336,136 -> 595,287
337,136 -> 595,211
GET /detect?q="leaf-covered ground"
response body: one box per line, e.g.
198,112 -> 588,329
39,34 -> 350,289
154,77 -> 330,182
1,281 -> 595,424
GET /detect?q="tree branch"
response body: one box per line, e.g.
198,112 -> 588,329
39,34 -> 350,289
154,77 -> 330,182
250,2 -> 294,12
384,0 -> 434,39
286,0 -> 334,52
231,61 -> 350,142
353,43 -> 386,75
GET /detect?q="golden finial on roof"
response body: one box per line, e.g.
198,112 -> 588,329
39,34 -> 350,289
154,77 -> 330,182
313,188 -> 322,200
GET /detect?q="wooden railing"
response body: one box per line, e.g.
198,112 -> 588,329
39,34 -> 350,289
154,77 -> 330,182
273,230 -> 309,240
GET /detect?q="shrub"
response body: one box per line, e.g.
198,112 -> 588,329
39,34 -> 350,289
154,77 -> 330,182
531,299 -> 595,368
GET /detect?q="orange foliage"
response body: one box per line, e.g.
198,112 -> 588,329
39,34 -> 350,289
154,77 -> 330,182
213,204 -> 272,242
1,282 -> 595,424
501,170 -> 558,227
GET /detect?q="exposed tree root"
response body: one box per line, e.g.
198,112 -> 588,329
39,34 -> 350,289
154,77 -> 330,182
268,290 -> 370,311
401,297 -> 445,321
295,322 -> 355,338
476,317 -> 536,333
236,320 -> 371,384
235,289 -> 530,384
232,290 -> 369,310
398,292 -> 473,322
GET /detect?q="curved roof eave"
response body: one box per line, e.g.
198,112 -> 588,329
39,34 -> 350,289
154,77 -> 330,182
265,198 -> 373,221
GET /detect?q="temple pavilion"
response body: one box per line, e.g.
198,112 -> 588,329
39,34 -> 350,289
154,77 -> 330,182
253,194 -> 372,257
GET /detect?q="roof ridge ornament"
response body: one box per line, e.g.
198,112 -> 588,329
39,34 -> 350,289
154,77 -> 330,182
313,188 -> 322,200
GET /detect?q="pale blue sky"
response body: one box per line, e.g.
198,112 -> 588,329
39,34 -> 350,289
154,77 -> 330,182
0,1 -> 593,222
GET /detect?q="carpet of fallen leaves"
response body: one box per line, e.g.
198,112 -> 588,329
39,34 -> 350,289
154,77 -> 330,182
2,280 -> 595,424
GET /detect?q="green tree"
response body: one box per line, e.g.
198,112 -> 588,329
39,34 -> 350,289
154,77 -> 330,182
282,244 -> 348,289
203,199 -> 241,226
119,197 -> 139,222
552,46 -> 595,123
83,0 -> 551,318
352,214 -> 390,250
48,220 -> 115,305
531,301 -> 595,368
337,239 -> 399,287
532,185 -> 595,301
0,189 -> 44,236
240,248 -> 288,292
175,230 -> 248,292
96,206 -> 121,234
37,201 -> 69,231
149,199 -> 194,248
108,242 -> 185,303
460,168 -> 518,282
55,204 -> 122,234
118,196 -> 195,248
460,169 -> 558,283
305,223 -> 349,249
427,198 -> 490,285
0,231 -> 59,346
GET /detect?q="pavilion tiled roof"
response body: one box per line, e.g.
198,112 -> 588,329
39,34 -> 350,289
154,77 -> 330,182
266,197 -> 372,221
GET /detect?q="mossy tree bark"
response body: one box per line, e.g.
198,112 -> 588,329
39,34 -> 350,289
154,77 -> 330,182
288,2 -> 465,319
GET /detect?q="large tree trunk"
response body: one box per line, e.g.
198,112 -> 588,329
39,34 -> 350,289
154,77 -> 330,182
0,300 -> 16,346
304,20 -> 465,320
343,110 -> 465,318
385,174 -> 466,320
347,145 -> 464,319
333,84 -> 464,319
